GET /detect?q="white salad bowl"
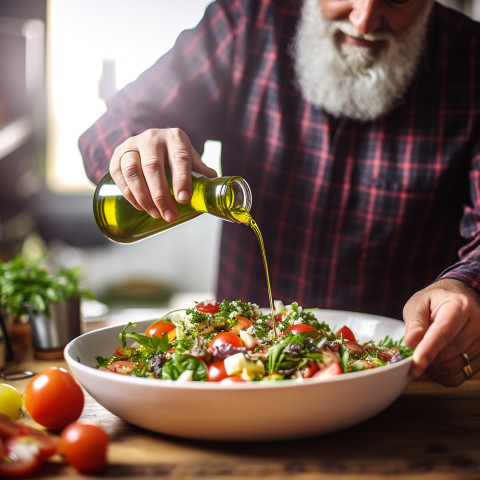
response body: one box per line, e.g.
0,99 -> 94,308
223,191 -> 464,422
64,309 -> 413,442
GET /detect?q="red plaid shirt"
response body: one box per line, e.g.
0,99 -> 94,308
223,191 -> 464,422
80,1 -> 480,319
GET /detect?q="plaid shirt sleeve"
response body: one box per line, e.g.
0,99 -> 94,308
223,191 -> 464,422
80,1 -> 480,319
439,138 -> 480,289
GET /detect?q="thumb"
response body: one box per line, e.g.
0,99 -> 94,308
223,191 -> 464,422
403,293 -> 435,378
403,294 -> 430,349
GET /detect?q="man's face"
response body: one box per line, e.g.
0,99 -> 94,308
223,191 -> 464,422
291,0 -> 433,121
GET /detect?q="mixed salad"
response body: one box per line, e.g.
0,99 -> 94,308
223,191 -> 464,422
96,299 -> 413,383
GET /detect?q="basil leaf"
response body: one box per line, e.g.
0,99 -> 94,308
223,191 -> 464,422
162,352 -> 207,381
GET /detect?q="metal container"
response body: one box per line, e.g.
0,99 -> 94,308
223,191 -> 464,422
28,299 -> 81,356
0,311 -> 14,369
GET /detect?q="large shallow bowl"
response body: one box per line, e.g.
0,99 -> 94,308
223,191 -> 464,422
64,309 -> 412,441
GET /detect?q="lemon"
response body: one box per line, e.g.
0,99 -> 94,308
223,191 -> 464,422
0,383 -> 23,419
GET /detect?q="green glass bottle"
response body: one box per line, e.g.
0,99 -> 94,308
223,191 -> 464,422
93,171 -> 252,243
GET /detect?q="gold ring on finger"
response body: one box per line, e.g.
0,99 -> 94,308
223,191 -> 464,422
461,353 -> 474,379
463,364 -> 474,378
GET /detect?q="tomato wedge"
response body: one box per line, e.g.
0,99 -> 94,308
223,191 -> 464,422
0,450 -> 40,478
145,320 -> 175,338
208,332 -> 243,351
230,316 -> 253,335
195,300 -> 220,314
0,414 -> 60,478
0,435 -> 60,477
301,361 -> 319,378
7,434 -> 59,462
115,346 -> 126,357
283,324 -> 320,338
207,360 -> 228,382
219,376 -> 247,384
335,325 -> 356,342
108,361 -> 136,375
312,362 -> 343,378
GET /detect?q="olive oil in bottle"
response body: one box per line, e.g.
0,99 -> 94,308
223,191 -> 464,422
93,171 -> 252,243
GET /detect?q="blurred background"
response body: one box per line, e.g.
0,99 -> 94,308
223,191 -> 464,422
0,0 -> 478,321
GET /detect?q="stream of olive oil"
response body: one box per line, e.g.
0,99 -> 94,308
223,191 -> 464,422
231,207 -> 277,335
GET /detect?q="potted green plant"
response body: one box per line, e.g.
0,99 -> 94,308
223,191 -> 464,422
0,255 -> 94,357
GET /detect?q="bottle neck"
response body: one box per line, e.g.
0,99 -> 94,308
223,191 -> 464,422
204,176 -> 252,223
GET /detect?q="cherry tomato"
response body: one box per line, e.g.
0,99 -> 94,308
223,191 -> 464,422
219,376 -> 247,384
195,300 -> 220,314
230,316 -> 253,335
301,361 -> 319,378
208,332 -> 243,351
108,361 -> 136,375
313,362 -> 343,378
6,432 -> 59,463
61,422 -> 109,474
0,443 -> 40,478
115,346 -> 126,356
207,360 -> 228,382
145,320 -> 176,340
283,324 -> 320,338
24,367 -> 84,430
335,325 -> 356,342
0,413 -> 60,478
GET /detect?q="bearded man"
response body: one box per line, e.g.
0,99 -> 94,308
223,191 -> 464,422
80,0 -> 480,386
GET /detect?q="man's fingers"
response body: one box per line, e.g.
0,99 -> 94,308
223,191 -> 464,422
163,128 -> 193,204
110,148 -> 143,211
425,339 -> 480,386
403,301 -> 431,378
404,293 -> 468,378
109,128 -> 213,222
137,131 -> 177,220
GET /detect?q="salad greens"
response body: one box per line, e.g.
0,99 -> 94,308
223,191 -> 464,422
96,299 -> 413,383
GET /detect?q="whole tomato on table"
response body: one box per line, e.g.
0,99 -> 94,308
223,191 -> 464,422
61,422 -> 109,474
24,367 -> 84,430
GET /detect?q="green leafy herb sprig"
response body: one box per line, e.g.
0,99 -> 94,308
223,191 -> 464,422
0,254 -> 94,316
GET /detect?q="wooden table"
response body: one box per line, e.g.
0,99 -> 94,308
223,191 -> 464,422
4,325 -> 480,480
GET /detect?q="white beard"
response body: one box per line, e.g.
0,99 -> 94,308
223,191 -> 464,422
291,0 -> 433,122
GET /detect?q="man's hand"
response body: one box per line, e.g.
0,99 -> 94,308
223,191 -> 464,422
109,128 -> 217,221
403,278 -> 480,386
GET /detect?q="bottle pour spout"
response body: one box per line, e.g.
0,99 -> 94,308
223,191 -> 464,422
215,177 -> 252,224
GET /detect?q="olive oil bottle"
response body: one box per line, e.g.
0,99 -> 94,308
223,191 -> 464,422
93,171 -> 252,243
